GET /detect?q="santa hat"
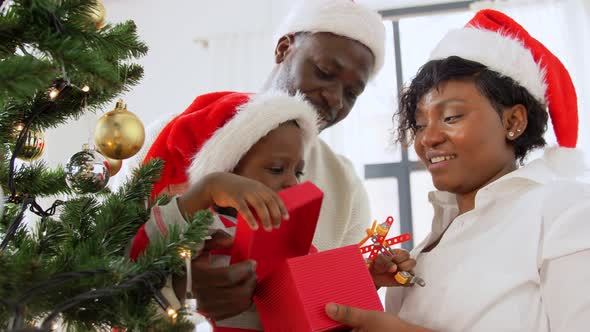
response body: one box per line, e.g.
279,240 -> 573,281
429,9 -> 578,148
274,0 -> 385,77
143,91 -> 318,197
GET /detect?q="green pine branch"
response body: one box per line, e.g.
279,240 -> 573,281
0,56 -> 56,102
0,158 -> 210,327
0,160 -> 71,197
0,0 -> 147,140
0,1 -> 211,330
0,160 -> 212,331
0,10 -> 23,58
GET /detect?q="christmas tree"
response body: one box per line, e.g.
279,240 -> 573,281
0,1 -> 211,330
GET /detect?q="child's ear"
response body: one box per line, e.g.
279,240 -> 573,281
502,104 -> 528,140
275,34 -> 296,64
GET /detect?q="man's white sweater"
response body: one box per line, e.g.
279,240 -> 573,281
301,138 -> 370,251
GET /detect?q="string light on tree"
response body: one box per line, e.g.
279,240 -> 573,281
178,247 -> 199,319
94,99 -> 145,160
48,88 -> 59,100
167,307 -> 178,319
153,289 -> 180,323
48,79 -> 68,100
179,248 -> 191,258
81,85 -> 90,93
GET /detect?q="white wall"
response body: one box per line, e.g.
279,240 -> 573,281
44,0 -> 296,167
102,0 -> 292,124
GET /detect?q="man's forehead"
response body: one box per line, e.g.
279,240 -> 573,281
299,32 -> 366,49
299,33 -> 373,76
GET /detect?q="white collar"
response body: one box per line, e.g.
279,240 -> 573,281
426,147 -> 588,231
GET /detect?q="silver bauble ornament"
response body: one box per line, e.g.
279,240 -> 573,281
65,145 -> 110,194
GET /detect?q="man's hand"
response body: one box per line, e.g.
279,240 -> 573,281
325,303 -> 435,332
173,231 -> 257,321
370,249 -> 416,288
178,172 -> 289,231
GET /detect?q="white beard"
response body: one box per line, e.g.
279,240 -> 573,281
266,62 -> 327,131
268,63 -> 296,95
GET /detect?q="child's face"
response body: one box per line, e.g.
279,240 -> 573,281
233,122 -> 305,192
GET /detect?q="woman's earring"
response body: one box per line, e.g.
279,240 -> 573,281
508,131 -> 515,138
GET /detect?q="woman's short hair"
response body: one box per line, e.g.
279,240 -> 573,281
395,56 -> 548,163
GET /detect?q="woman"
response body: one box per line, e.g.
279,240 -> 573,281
325,9 -> 590,331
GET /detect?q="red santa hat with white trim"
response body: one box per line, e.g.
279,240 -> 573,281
274,0 -> 386,76
143,91 -> 318,198
429,9 -> 578,148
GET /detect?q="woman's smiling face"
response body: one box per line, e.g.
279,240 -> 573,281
413,80 -> 518,195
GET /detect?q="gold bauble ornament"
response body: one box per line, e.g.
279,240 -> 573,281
94,99 -> 145,160
89,0 -> 107,29
101,153 -> 123,176
13,123 -> 45,161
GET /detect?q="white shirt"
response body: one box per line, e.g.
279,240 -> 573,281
386,148 -> 590,332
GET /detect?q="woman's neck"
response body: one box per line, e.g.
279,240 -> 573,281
455,161 -> 518,215
456,191 -> 477,215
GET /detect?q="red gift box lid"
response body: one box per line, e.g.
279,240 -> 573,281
230,181 -> 324,281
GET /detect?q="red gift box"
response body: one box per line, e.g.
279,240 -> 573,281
230,181 -> 324,281
255,245 -> 383,331
230,182 -> 383,331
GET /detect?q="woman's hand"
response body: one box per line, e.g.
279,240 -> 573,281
370,249 -> 417,288
325,303 -> 435,332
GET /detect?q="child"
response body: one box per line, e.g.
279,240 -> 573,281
129,91 -> 318,262
130,91 -> 316,331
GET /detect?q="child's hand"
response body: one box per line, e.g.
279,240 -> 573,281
178,172 -> 289,231
204,172 -> 289,231
370,249 -> 416,288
